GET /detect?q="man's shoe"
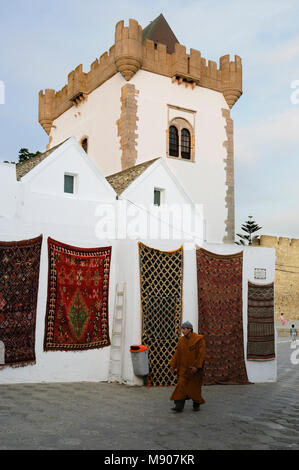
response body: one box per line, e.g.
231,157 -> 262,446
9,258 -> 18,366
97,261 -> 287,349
193,403 -> 200,412
171,407 -> 183,412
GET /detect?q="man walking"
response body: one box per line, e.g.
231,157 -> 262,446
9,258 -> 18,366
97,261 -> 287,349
169,321 -> 206,412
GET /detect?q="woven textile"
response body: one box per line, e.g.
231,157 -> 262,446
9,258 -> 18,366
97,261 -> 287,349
196,248 -> 249,385
44,238 -> 111,351
138,242 -> 183,386
0,235 -> 42,368
247,282 -> 275,361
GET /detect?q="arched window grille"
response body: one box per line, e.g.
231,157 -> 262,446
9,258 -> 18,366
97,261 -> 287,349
169,126 -> 179,157
181,128 -> 191,159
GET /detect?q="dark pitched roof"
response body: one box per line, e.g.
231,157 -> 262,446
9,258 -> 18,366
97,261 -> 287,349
142,14 -> 179,54
106,158 -> 160,196
16,140 -> 67,181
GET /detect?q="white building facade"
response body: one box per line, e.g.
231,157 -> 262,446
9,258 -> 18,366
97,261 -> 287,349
39,15 -> 241,244
0,138 -> 276,385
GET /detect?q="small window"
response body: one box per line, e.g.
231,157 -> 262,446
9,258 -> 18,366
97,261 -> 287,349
64,174 -> 75,194
169,126 -> 179,157
181,128 -> 191,159
154,189 -> 161,206
81,138 -> 88,153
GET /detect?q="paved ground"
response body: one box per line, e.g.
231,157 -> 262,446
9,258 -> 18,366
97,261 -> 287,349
0,340 -> 298,451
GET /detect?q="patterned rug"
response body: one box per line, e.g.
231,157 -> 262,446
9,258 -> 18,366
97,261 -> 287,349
44,238 -> 111,351
247,282 -> 275,361
0,235 -> 42,368
196,248 -> 249,385
138,242 -> 183,386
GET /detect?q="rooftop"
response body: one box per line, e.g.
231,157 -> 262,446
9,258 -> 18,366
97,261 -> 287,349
142,14 -> 179,54
106,158 -> 160,196
16,141 -> 66,181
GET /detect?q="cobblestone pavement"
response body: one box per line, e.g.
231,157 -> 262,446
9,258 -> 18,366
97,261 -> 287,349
0,341 -> 298,450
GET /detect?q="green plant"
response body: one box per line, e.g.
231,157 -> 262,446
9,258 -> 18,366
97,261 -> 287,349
235,216 -> 262,245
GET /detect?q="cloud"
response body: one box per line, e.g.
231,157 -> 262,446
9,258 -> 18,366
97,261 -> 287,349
266,38 -> 299,63
235,107 -> 299,163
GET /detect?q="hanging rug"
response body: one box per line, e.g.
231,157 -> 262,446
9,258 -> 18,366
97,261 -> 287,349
196,247 -> 249,385
0,235 -> 42,368
138,242 -> 183,387
247,281 -> 275,361
44,238 -> 111,351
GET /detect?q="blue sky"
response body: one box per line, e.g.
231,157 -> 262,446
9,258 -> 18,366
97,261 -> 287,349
1,0 -> 299,239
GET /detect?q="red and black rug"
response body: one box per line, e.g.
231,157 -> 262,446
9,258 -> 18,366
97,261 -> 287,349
196,248 -> 249,385
247,281 -> 275,361
44,238 -> 111,351
0,235 -> 42,367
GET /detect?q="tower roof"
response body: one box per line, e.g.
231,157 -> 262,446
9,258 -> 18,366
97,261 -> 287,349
142,14 -> 179,54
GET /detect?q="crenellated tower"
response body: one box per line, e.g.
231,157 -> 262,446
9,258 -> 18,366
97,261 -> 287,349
38,16 -> 242,136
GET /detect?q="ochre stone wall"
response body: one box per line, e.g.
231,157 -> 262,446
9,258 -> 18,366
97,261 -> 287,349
117,84 -> 139,171
222,108 -> 235,244
258,235 -> 299,321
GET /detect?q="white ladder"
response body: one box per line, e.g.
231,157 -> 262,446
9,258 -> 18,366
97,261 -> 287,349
108,282 -> 126,383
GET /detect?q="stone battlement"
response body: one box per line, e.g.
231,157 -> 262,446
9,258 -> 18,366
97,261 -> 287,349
39,18 -> 242,135
258,235 -> 299,321
259,235 -> 299,249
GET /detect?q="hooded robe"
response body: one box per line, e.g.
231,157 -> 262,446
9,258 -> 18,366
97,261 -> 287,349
169,332 -> 206,404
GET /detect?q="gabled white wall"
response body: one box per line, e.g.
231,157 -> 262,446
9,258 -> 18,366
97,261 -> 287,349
119,160 -> 204,243
0,163 -> 17,217
0,139 -> 119,384
18,138 -> 116,232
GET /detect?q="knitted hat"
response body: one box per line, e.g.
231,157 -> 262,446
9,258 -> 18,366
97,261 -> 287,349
182,321 -> 193,330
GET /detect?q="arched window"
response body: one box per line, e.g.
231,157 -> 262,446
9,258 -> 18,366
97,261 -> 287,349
81,137 -> 88,154
169,126 -> 179,157
181,128 -> 191,159
167,116 -> 195,161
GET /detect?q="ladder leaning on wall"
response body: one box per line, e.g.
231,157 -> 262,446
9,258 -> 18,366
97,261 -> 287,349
108,282 -> 127,383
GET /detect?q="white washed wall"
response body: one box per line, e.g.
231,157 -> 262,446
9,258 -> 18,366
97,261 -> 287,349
49,74 -> 124,177
0,215 -> 276,385
49,70 -> 229,243
119,241 -> 277,386
0,217 -> 117,385
0,163 -> 18,217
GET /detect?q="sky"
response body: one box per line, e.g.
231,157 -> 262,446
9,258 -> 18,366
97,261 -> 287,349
1,0 -> 299,240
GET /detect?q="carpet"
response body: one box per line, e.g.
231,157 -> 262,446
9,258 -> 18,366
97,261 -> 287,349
247,281 -> 275,361
196,247 -> 249,385
0,235 -> 42,367
44,238 -> 111,351
138,242 -> 183,386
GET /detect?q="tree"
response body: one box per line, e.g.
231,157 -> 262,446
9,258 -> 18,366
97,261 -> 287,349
235,216 -> 262,245
18,148 -> 41,163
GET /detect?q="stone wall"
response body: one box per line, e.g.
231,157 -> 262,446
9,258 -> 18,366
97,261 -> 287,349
117,84 -> 139,170
258,235 -> 299,321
